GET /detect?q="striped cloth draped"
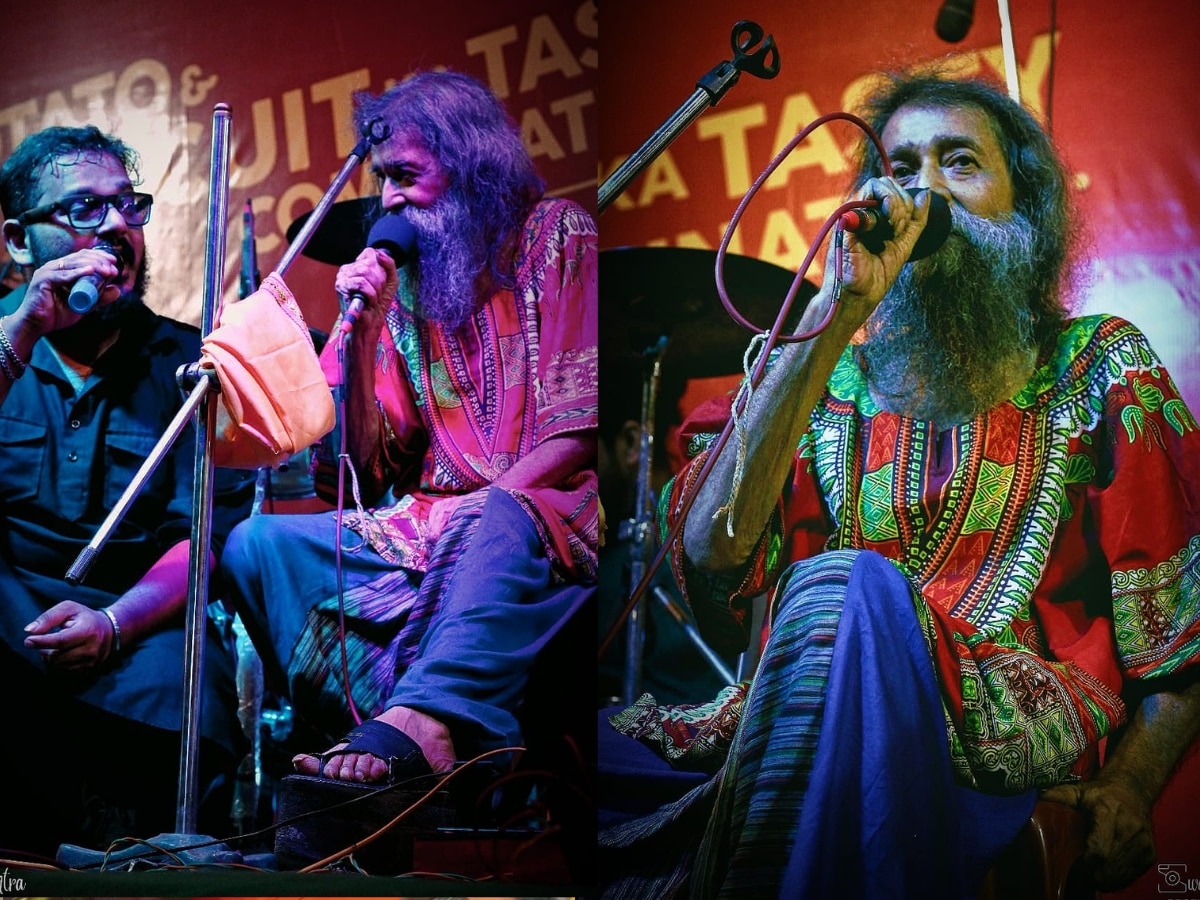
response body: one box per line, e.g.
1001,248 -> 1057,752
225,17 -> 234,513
601,551 -> 851,897
286,490 -> 490,736
600,550 -> 1034,898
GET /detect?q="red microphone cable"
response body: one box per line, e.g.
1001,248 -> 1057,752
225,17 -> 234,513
599,112 -> 895,662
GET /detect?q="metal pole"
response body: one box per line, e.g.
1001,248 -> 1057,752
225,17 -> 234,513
997,0 -> 1021,103
176,102 -> 231,835
64,380 -> 211,585
621,339 -> 665,704
598,20 -> 779,216
652,586 -> 737,685
599,85 -> 726,216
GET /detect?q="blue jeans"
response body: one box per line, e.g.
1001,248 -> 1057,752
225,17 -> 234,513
219,488 -> 593,753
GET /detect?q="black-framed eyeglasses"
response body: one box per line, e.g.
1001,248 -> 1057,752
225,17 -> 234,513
17,192 -> 153,229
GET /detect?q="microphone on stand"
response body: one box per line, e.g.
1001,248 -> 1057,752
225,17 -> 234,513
239,200 -> 261,299
67,242 -> 121,314
935,0 -> 976,42
339,216 -> 417,335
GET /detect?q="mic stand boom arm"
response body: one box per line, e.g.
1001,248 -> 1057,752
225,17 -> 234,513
276,117 -> 391,277
598,20 -> 779,216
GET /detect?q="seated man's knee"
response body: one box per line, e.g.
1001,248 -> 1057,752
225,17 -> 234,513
221,514 -> 274,571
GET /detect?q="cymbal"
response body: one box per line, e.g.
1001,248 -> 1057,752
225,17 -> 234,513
285,196 -> 383,266
601,246 -> 817,379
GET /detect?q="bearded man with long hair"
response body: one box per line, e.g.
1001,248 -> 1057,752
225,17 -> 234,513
220,71 -> 598,805
599,70 -> 1200,898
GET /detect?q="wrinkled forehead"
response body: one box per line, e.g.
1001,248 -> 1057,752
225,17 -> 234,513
881,103 -> 1007,161
31,151 -> 131,206
373,128 -> 435,164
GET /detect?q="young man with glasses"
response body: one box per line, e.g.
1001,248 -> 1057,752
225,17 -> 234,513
0,126 -> 253,855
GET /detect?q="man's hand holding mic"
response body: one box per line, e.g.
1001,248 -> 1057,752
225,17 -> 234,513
334,244 -> 400,344
17,244 -> 121,333
825,177 -> 941,325
333,215 -> 417,342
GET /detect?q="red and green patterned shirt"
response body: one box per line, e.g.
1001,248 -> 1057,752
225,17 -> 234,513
320,198 -> 599,583
666,315 -> 1200,790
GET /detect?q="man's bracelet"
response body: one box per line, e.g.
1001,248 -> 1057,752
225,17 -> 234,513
0,316 -> 28,379
101,606 -> 122,656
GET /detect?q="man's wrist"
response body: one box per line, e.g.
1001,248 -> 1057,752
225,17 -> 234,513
100,606 -> 122,656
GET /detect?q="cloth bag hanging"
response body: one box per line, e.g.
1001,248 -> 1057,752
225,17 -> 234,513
201,270 -> 335,469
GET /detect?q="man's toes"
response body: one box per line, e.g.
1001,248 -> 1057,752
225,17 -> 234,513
341,752 -> 390,783
291,746 -> 392,784
364,754 -> 390,782
291,752 -> 320,775
291,742 -> 349,776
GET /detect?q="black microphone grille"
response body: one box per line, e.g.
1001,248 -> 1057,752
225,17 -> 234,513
94,240 -> 123,274
365,215 -> 417,263
935,0 -> 976,42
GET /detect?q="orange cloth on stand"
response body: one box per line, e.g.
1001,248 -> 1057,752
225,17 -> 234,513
202,271 -> 335,469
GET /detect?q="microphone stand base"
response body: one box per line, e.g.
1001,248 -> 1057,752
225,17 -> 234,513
55,832 -> 253,871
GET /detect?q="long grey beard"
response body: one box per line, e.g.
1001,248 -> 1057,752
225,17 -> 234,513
857,206 -> 1040,425
399,191 -> 490,330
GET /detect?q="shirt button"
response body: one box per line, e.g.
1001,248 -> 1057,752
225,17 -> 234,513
67,451 -> 78,462
70,419 -> 81,429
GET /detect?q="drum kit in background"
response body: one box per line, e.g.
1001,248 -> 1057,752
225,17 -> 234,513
601,243 -> 816,703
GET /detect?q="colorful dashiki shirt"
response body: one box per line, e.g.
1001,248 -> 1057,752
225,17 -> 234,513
318,198 -> 599,583
658,315 -> 1200,792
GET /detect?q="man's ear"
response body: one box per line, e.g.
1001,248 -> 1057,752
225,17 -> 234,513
2,219 -> 33,267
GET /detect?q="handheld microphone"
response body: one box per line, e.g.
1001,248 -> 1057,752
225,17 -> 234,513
935,0 -> 976,42
67,242 -> 121,314
339,216 -> 418,335
839,189 -> 952,261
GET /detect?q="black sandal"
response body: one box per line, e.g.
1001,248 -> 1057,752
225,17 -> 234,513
315,719 -> 434,785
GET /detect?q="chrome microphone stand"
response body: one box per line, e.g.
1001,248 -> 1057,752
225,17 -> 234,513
619,338 -> 666,704
62,104 -> 392,852
176,100 -> 232,833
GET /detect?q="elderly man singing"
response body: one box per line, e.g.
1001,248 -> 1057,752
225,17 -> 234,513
220,70 -> 598,787
599,68 -> 1200,899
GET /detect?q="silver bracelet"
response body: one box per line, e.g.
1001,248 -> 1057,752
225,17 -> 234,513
0,316 -> 27,378
101,606 -> 122,656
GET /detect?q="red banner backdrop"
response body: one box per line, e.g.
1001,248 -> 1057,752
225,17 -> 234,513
600,0 -> 1200,410
0,0 -> 597,334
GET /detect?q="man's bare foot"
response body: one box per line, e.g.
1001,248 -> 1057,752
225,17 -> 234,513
292,705 -> 456,783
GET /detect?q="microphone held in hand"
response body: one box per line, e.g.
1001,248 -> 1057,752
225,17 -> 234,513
339,216 -> 418,335
67,242 -> 121,314
839,189 -> 951,261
